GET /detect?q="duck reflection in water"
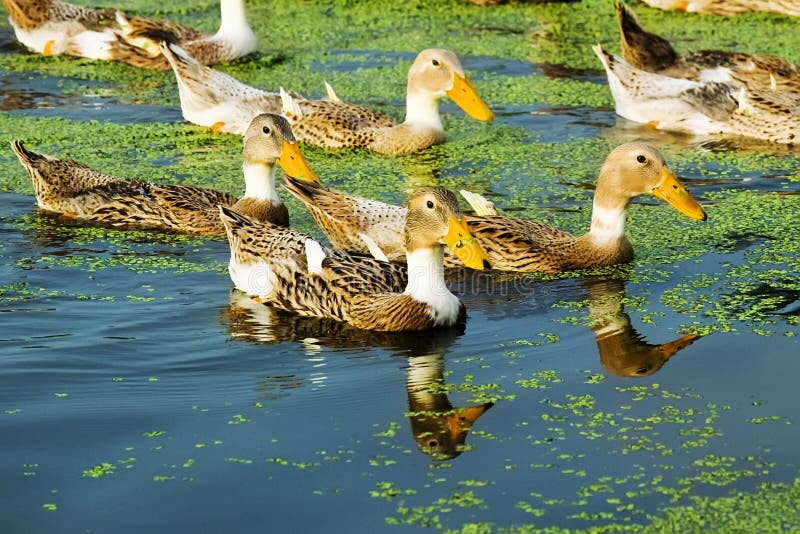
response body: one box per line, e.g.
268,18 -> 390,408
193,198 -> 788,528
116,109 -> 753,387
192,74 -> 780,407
222,289 -> 494,459
405,353 -> 493,460
586,278 -> 702,377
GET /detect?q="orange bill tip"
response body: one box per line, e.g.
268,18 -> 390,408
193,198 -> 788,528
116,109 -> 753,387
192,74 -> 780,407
446,74 -> 494,123
652,168 -> 707,221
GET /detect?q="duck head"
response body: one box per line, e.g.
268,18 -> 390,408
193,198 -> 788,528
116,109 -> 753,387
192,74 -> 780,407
404,187 -> 490,270
243,113 -> 318,186
595,142 -> 707,221
406,49 -> 494,125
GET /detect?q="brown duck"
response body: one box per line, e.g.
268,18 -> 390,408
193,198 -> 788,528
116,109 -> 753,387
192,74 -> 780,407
615,2 -> 800,98
162,45 -> 494,155
284,143 -> 706,272
12,114 -> 317,235
219,187 -> 489,332
2,0 -> 255,69
639,0 -> 800,17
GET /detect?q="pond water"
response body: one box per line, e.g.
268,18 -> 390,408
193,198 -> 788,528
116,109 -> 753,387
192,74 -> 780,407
1,5 -> 800,532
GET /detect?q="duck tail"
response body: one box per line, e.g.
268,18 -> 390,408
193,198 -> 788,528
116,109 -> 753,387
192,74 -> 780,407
218,204 -> 258,232
460,189 -> 499,216
304,239 -> 326,275
11,140 -> 58,202
280,87 -> 304,120
282,175 -> 326,206
324,81 -> 341,102
11,140 -> 46,167
614,2 -> 677,71
615,1 -> 645,40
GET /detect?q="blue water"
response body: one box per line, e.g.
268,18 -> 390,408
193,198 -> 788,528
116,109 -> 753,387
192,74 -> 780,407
1,42 -> 799,533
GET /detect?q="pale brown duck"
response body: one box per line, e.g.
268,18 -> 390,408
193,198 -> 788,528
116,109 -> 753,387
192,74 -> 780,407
616,2 -> 800,98
283,143 -> 707,272
12,114 -> 317,235
2,0 -> 255,69
219,187 -> 490,332
162,45 -> 494,155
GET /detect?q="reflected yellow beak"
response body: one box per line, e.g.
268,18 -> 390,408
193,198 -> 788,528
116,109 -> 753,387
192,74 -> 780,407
277,140 -> 319,183
447,404 -> 492,442
442,215 -> 490,270
651,168 -> 707,221
445,73 -> 494,123
657,333 -> 703,359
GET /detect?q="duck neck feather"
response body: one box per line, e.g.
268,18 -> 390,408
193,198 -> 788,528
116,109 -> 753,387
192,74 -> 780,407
242,162 -> 280,203
403,245 -> 460,325
587,174 -> 632,245
404,90 -> 444,132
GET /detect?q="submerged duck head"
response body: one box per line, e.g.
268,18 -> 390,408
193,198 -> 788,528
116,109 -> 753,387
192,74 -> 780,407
407,49 -> 494,123
243,114 -> 318,184
595,142 -> 707,221
405,187 -> 490,270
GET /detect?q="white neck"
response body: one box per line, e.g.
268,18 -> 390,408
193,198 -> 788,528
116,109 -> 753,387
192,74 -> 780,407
403,246 -> 460,325
404,91 -> 444,132
216,0 -> 256,49
588,201 -> 628,243
242,162 -> 280,203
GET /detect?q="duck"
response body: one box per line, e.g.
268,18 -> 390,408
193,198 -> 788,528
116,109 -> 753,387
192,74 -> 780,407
615,2 -> 800,97
284,142 -> 707,273
2,0 -> 255,69
11,114 -> 317,235
161,44 -> 495,155
593,44 -> 800,145
218,187 -> 490,331
639,0 -> 800,17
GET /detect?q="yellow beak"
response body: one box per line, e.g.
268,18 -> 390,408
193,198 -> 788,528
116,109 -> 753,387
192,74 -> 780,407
445,73 -> 494,123
651,168 -> 707,221
447,404 -> 493,442
442,215 -> 490,270
277,140 -> 319,183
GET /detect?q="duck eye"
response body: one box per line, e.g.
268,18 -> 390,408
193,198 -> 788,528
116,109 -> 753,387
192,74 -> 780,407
432,59 -> 440,67
426,200 -> 434,209
262,126 -> 271,135
636,155 -> 646,164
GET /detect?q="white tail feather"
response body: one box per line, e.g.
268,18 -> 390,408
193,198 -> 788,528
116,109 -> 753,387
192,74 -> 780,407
280,87 -> 304,120
460,189 -> 498,216
358,233 -> 389,262
114,10 -> 132,33
304,239 -> 326,275
324,81 -> 340,102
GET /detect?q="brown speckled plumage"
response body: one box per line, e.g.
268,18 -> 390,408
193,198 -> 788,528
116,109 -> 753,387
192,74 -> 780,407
11,114 -> 304,235
616,3 -> 800,99
220,188 -> 484,332
163,47 -> 493,154
283,176 -> 407,260
594,45 -> 800,145
456,217 -> 634,273
3,0 -> 255,68
12,140 -> 236,234
285,143 -> 707,274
